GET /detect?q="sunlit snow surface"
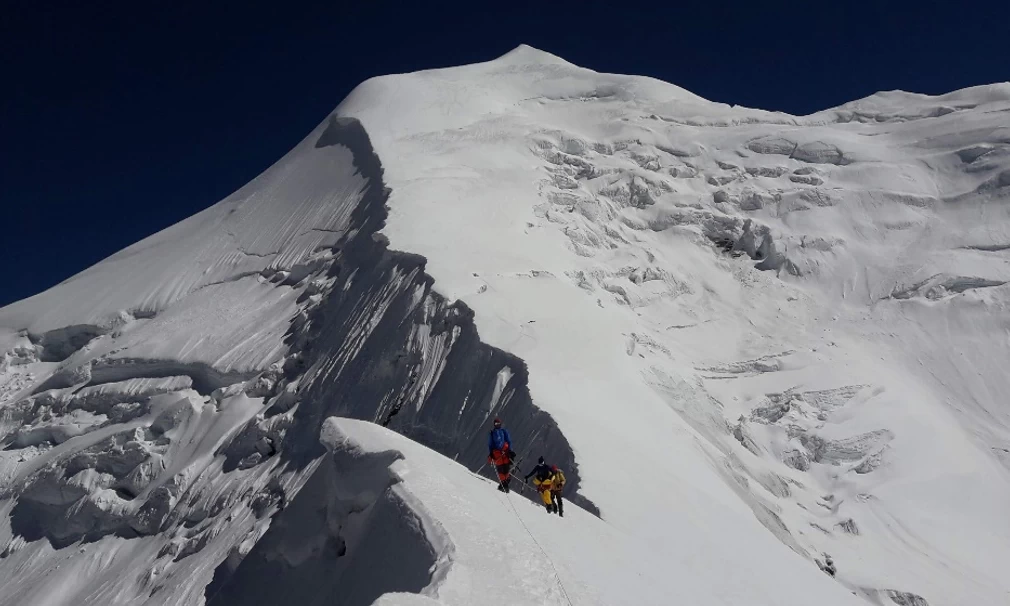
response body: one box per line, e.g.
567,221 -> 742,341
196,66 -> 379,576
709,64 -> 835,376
2,45 -> 1010,605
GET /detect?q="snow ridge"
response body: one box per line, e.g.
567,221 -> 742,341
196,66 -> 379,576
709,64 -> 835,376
0,115 -> 587,604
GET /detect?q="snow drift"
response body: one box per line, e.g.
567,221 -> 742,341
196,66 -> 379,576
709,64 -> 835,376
2,44 -> 1010,605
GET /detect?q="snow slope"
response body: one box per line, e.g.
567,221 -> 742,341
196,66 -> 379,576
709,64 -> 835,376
326,417 -> 855,606
335,45 -> 1010,605
2,44 -> 1010,605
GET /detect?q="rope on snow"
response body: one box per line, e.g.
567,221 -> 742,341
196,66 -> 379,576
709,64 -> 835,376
500,490 -> 576,606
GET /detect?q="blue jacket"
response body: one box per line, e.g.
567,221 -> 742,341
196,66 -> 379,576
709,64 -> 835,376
488,427 -> 512,453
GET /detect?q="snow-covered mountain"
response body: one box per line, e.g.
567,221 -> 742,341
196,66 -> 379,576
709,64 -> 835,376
2,44 -> 1009,605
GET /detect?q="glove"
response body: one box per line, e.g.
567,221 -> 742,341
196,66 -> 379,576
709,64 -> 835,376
487,455 -> 493,464
507,450 -> 516,460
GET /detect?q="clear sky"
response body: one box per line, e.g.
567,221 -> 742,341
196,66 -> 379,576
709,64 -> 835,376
2,0 -> 1007,307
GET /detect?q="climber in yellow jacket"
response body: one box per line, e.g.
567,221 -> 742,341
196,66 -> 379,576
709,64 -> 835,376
524,458 -> 566,517
549,465 -> 566,517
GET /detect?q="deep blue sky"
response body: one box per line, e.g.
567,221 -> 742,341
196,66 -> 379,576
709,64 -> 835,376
2,1 -> 1007,307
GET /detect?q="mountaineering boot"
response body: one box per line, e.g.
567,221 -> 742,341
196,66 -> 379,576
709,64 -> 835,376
503,478 -> 511,493
497,484 -> 506,492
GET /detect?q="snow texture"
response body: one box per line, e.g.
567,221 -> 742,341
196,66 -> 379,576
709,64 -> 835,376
2,44 -> 1010,605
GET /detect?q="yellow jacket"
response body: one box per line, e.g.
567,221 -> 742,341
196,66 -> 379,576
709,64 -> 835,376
552,469 -> 566,491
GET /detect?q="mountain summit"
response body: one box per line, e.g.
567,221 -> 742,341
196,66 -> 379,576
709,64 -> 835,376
2,47 -> 1009,606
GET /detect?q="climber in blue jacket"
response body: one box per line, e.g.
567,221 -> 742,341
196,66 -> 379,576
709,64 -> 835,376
487,418 -> 516,492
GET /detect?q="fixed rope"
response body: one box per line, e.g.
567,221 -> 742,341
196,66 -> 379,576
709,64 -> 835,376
473,421 -> 574,604
500,490 -> 575,606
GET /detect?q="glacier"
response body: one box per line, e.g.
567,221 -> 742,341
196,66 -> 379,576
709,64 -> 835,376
1,44 -> 1009,605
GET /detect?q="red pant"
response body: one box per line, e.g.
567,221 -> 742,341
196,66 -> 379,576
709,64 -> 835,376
490,449 -> 512,482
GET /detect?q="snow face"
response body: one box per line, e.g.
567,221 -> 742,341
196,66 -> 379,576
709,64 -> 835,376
1,44 -> 1009,605
337,46 -> 1010,604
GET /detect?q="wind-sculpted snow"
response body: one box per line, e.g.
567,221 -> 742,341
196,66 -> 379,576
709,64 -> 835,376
2,45 -> 1010,605
0,114 -> 590,604
219,115 -> 594,512
206,425 -> 439,606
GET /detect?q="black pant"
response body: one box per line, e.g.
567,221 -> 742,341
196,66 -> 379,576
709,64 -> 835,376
552,491 -> 564,515
495,463 -> 512,489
